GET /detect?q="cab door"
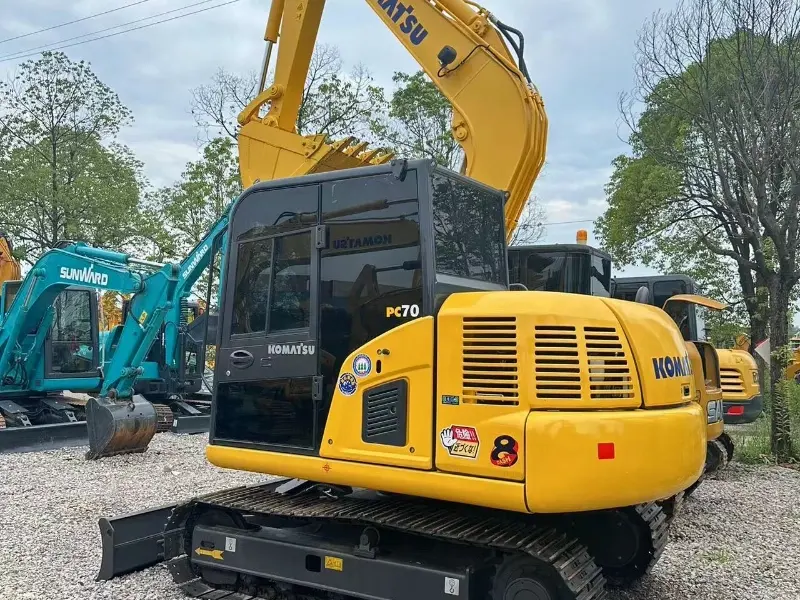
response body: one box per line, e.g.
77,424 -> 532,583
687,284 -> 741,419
211,184 -> 323,454
44,288 -> 100,380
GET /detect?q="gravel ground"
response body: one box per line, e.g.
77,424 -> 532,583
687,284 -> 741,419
610,463 -> 800,600
0,434 -> 267,600
1,434 -> 799,600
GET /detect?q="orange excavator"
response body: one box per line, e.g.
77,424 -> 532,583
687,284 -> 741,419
0,232 -> 21,288
0,232 -> 21,428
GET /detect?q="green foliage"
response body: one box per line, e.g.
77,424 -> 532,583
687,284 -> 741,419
0,51 -> 149,261
371,71 -> 463,170
191,45 -> 383,143
732,381 -> 800,464
145,136 -> 241,304
599,0 -> 800,460
148,137 -> 241,259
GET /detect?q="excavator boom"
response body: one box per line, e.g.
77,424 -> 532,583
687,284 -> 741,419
237,0 -> 547,240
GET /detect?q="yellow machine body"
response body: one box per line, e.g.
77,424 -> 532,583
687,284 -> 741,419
207,292 -> 705,515
788,337 -> 800,382
718,348 -> 763,421
687,341 -> 724,441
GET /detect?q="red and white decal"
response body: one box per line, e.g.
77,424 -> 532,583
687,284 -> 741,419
440,425 -> 480,459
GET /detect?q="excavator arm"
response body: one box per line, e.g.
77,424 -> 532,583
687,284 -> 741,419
237,0 -> 547,240
161,211 -> 230,375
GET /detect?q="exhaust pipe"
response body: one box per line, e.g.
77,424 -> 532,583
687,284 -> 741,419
84,395 -> 159,460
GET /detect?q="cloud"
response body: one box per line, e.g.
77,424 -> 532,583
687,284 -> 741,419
0,0 -> 675,216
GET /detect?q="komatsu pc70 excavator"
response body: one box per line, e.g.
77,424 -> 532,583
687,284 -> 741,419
93,2 -> 707,599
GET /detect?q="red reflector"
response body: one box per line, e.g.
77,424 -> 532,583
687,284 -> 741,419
597,443 -> 615,460
727,406 -> 744,416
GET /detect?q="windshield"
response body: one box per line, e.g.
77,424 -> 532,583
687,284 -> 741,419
525,252 -> 568,292
431,171 -> 507,286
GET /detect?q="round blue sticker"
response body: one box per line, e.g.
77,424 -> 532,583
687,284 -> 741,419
353,354 -> 372,378
338,373 -> 358,396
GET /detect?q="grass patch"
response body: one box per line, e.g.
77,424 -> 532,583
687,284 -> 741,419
701,547 -> 733,564
730,380 -> 800,464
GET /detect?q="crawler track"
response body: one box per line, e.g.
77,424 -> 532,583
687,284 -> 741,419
162,482 -> 610,600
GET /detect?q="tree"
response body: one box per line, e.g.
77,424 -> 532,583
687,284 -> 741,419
190,44 -> 384,143
0,51 -> 150,262
372,70 -> 545,245
597,0 -> 800,459
146,136 -> 241,304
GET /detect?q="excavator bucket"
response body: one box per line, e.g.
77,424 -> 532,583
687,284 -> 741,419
84,395 -> 159,459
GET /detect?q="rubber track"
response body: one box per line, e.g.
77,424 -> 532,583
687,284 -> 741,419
718,432 -> 735,462
634,502 -> 670,576
153,404 -> 175,433
163,484 -> 609,600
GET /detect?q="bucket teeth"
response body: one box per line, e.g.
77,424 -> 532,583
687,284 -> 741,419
331,136 -> 357,151
345,141 -> 370,156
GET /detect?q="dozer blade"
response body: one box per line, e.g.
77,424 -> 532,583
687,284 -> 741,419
85,395 -> 158,460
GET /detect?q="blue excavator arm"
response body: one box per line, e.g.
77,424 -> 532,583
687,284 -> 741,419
162,210 -> 230,377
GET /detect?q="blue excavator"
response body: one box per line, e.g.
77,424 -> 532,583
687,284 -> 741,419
0,212 -> 229,456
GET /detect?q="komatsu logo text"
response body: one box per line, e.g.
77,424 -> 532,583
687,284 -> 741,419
181,244 -> 209,281
374,0 -> 429,46
59,266 -> 109,286
653,354 -> 693,379
268,343 -> 315,355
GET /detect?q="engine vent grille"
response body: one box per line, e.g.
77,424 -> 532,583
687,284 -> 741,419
362,380 -> 408,447
461,317 -> 519,405
533,325 -> 634,401
720,368 -> 745,394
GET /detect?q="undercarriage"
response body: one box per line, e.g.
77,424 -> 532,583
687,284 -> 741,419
98,478 -> 683,600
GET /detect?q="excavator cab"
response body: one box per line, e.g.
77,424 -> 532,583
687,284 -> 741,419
507,243 -> 612,297
211,159 -> 506,450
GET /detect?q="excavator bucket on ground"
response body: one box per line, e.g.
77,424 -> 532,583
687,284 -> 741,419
84,395 -> 162,459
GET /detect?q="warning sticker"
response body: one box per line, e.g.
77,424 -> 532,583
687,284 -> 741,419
325,556 -> 343,571
440,425 -> 479,459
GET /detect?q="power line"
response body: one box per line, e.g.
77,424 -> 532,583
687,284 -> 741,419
0,0 -> 221,62
542,218 -> 596,226
0,0 -> 244,64
0,0 -> 156,45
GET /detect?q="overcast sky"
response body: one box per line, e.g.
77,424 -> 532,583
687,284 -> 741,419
0,0 -> 797,324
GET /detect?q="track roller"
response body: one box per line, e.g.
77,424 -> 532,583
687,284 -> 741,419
491,555 -> 567,600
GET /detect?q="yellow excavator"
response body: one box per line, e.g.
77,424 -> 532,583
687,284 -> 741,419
0,232 -> 21,286
789,336 -> 800,383
95,2 -> 706,598
0,232 -> 21,428
613,276 -> 762,431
